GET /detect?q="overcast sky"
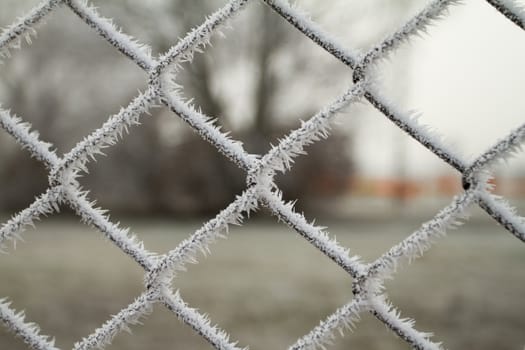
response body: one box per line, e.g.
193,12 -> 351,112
353,0 -> 525,178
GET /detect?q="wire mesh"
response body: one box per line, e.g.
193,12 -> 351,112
0,0 -> 524,349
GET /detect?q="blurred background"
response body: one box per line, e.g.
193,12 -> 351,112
0,0 -> 524,349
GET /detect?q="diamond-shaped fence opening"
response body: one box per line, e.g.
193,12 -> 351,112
168,2 -> 357,158
0,6 -> 147,154
381,225 -> 525,350
0,214 -> 147,349
0,0 -> 524,350
170,221 -> 355,348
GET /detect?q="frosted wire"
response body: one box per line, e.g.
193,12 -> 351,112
0,0 -> 524,349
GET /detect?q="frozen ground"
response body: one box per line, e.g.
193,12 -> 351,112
0,214 -> 524,350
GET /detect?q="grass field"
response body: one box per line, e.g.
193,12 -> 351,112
0,212 -> 524,350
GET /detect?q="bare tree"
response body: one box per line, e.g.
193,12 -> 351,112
0,0 -> 362,215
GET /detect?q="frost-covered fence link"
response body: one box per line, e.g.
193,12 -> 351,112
0,0 -> 524,349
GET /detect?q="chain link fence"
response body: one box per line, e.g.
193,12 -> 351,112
0,0 -> 524,349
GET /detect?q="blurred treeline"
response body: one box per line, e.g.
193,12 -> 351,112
0,0 -> 417,216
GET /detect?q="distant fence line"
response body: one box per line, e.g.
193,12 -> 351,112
0,0 -> 524,349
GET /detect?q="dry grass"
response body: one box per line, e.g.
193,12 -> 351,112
0,212 -> 524,350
